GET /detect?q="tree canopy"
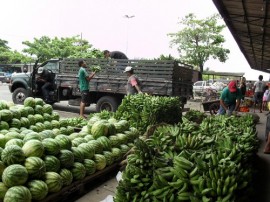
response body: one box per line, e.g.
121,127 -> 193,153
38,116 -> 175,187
168,13 -> 230,80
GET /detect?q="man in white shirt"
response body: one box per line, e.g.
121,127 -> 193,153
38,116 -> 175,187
253,75 -> 266,113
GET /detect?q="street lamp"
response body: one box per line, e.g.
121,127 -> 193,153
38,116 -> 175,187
124,15 -> 135,55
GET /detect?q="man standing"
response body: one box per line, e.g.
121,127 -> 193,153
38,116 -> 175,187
37,67 -> 54,103
103,50 -> 128,59
253,75 -> 266,113
217,80 -> 242,115
78,60 -> 96,119
124,66 -> 142,95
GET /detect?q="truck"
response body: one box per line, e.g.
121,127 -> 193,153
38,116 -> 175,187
9,58 -> 194,112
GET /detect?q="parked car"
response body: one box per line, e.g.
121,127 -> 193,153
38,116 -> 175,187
0,72 -> 6,83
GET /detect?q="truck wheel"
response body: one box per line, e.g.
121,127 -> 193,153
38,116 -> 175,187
96,96 -> 119,112
12,88 -> 28,105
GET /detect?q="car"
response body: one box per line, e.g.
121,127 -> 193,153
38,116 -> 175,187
0,72 -> 7,83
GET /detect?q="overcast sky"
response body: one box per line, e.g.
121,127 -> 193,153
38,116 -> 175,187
0,0 -> 268,80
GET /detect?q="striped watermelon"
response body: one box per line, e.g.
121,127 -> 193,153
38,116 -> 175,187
27,114 -> 36,125
27,180 -> 48,200
1,145 -> 25,166
84,134 -> 94,142
103,151 -> 114,166
0,110 -> 13,122
88,140 -> 103,154
59,168 -> 73,186
23,133 -> 41,143
120,144 -> 130,156
34,105 -> 44,115
24,106 -> 35,115
0,134 -> 7,148
42,138 -> 60,155
22,140 -> 44,158
97,136 -> 112,151
9,107 -> 21,119
93,154 -> 107,171
51,120 -> 60,129
9,118 -> 21,129
24,97 -> 36,108
78,143 -> 95,159
43,155 -> 61,172
2,164 -> 28,187
5,131 -> 23,141
71,147 -> 84,163
0,161 -> 6,180
83,159 -> 96,175
0,121 -> 9,130
24,157 -> 46,179
71,137 -> 87,147
0,182 -> 8,200
34,114 -> 44,123
55,135 -> 72,150
43,121 -> 53,130
20,117 -> 30,128
43,104 -> 53,114
44,172 -> 63,193
58,150 -> 74,168
71,162 -> 86,181
5,139 -> 24,148
51,112 -> 60,121
43,113 -> 52,122
111,147 -> 122,162
35,98 -> 45,106
4,186 -> 31,202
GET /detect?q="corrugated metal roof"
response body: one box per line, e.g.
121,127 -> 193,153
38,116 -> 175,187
212,0 -> 270,73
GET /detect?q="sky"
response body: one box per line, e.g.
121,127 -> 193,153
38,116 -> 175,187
0,0 -> 269,80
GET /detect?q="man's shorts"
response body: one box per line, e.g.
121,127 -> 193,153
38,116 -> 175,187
254,92 -> 264,104
81,90 -> 90,104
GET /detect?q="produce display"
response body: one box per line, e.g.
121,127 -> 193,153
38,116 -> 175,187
0,98 -> 140,201
114,114 -> 259,202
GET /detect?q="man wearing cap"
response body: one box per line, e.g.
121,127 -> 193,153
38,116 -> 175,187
217,80 -> 242,115
124,66 -> 142,95
103,50 -> 128,59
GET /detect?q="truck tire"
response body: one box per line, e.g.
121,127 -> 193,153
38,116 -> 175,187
12,88 -> 28,105
96,96 -> 119,112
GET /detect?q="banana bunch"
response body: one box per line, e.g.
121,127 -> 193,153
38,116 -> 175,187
175,133 -> 205,150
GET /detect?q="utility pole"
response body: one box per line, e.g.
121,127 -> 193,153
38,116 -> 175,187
124,15 -> 135,55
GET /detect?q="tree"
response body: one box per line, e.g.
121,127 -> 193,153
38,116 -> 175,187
0,39 -> 10,50
168,13 -> 230,80
22,36 -> 103,62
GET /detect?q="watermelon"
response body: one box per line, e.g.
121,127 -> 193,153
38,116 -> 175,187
91,120 -> 109,138
5,131 -> 23,141
68,133 -> 79,141
43,121 -> 53,130
71,162 -> 86,181
39,130 -> 54,140
20,129 -> 34,136
43,155 -> 61,172
27,180 -> 48,200
93,154 -> 107,170
35,98 -> 45,106
43,113 -> 52,122
23,132 -> 41,143
5,139 -> 24,148
34,105 -> 44,115
78,131 -> 88,138
27,114 -> 36,125
35,122 -> 45,132
108,117 -> 117,124
51,120 -> 60,129
24,97 -> 36,108
29,125 -> 38,132
8,127 -> 20,133
34,114 -> 44,123
111,147 -> 122,162
0,100 -> 9,110
84,134 -> 94,142
24,157 -> 46,179
18,107 -> 28,117
78,143 -> 95,159
58,149 -> 74,168
97,136 -> 111,151
103,151 -> 114,166
0,161 -> 6,180
55,135 -> 72,150
1,145 -> 25,166
83,159 -> 96,175
59,119 -> 68,127
116,133 -> 128,144
59,127 -> 68,135
71,147 -> 84,163
52,128 -> 61,136
22,139 -> 44,158
0,121 -> 9,130
0,110 -> 13,122
2,164 -> 28,187
42,138 -> 60,155
9,108 -> 21,119
120,144 -> 130,156
72,137 -> 87,147
20,117 -> 30,128
51,112 -> 60,121
9,118 -> 21,129
0,182 -> 8,200
115,120 -> 129,133
66,126 -> 74,135
88,140 -> 103,154
4,186 -> 31,202
43,104 -> 53,114
59,168 -> 73,186
24,106 -> 35,115
0,134 -> 7,148
44,172 -> 63,193
107,122 -> 116,136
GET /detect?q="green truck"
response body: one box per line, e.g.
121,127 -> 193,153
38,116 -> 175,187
9,58 -> 194,112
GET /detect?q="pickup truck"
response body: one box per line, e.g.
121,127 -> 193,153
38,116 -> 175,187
9,58 -> 194,112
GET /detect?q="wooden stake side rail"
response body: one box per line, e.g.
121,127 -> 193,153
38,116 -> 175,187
40,163 -> 120,202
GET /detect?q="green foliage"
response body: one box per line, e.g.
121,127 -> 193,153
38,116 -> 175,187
168,13 -> 230,74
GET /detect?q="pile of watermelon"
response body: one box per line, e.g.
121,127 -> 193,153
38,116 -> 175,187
0,98 -> 140,201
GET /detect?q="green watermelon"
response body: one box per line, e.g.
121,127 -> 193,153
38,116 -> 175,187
0,121 -> 9,130
84,134 -> 94,142
51,112 -> 60,121
9,108 -> 21,119
24,106 -> 35,115
83,159 -> 96,175
35,122 -> 45,132
43,104 -> 53,114
116,133 -> 128,144
66,126 -> 74,135
43,121 -> 53,130
4,186 -> 31,202
22,139 -> 44,158
39,130 -> 54,140
8,127 -> 20,133
59,168 -> 73,186
72,137 -> 87,147
44,172 -> 63,193
107,122 -> 116,136
71,162 -> 86,181
88,140 -> 103,154
52,128 -> 61,136
34,114 -> 44,123
0,161 -> 6,180
0,134 -> 7,148
9,118 -> 21,128
93,154 -> 107,170
55,135 -> 72,150
115,120 -> 129,133
59,119 -> 69,127
20,117 -> 30,128
78,143 -> 95,159
43,155 -> 61,172
23,132 -> 41,143
120,144 -> 130,156
51,120 -> 60,129
1,145 -> 25,166
43,113 -> 52,122
29,125 -> 38,132
0,182 -> 8,200
59,127 -> 68,135
0,100 -> 9,110
34,105 -> 43,115
42,138 -> 60,155
0,110 -> 13,122
58,149 -> 74,168
108,117 -> 117,124
2,164 -> 28,187
27,114 -> 36,125
91,120 -> 109,138
71,147 -> 84,163
103,151 -> 114,166
20,129 -> 34,136
24,157 -> 46,179
35,98 -> 45,106
24,97 -> 36,108
5,131 -> 23,141
27,180 -> 48,200
18,107 -> 28,118
5,139 -> 24,148
111,147 -> 122,162
97,136 -> 112,151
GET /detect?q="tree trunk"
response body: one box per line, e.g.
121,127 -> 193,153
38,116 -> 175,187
198,64 -> 204,81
